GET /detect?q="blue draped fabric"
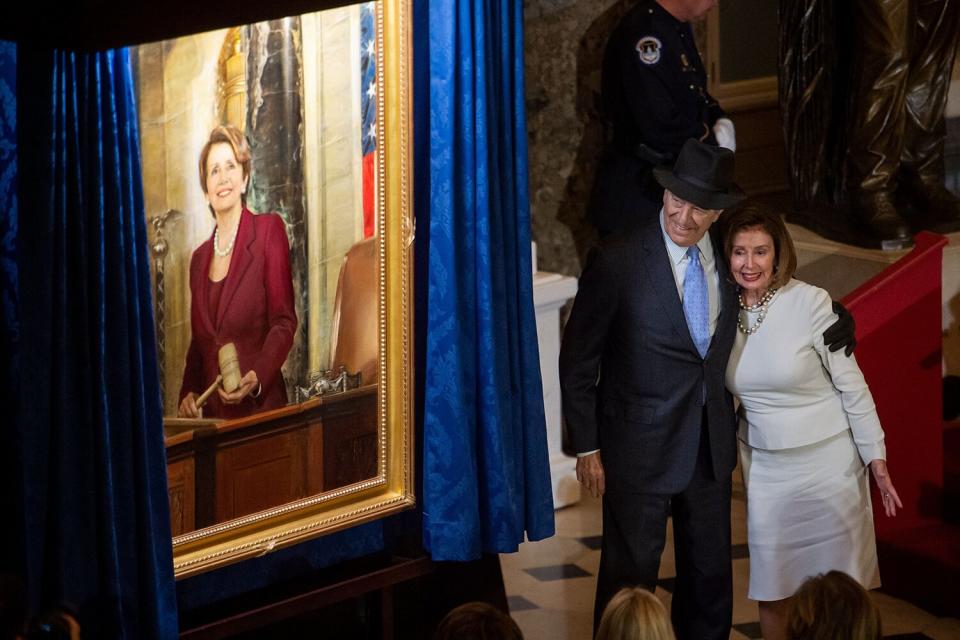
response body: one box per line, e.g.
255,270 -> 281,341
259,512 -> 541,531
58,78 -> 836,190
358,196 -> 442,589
0,41 -> 21,597
416,0 -> 555,560
14,47 -> 177,636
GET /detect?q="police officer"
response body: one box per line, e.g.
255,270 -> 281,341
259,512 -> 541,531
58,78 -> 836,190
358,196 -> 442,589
589,0 -> 734,235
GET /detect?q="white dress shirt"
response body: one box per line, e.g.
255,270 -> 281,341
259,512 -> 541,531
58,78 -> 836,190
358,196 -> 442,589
659,210 -> 720,339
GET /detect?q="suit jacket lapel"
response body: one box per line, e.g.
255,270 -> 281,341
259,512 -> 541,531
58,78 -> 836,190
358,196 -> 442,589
216,208 -> 255,331
640,221 -> 701,356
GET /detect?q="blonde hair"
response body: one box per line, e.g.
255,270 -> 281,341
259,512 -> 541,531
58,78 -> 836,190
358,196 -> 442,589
787,571 -> 882,640
198,124 -> 252,216
596,588 -> 676,640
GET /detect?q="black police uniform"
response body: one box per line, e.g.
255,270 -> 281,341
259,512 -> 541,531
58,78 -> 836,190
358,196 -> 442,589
589,0 -> 726,234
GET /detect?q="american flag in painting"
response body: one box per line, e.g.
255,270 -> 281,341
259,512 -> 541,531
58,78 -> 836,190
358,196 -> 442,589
360,2 -> 378,239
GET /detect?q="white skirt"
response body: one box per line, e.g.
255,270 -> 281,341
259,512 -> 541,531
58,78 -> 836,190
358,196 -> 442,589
740,429 -> 880,601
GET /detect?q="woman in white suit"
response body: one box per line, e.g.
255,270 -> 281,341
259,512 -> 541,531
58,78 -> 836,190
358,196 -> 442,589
720,205 -> 902,640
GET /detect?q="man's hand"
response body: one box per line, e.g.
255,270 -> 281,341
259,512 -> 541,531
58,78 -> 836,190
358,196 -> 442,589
825,300 -> 857,356
576,452 -> 606,498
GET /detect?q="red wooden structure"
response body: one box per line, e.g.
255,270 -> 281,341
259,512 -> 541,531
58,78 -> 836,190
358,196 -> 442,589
843,231 -> 958,616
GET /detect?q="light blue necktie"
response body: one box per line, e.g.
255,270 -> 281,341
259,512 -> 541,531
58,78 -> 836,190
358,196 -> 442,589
683,245 -> 710,358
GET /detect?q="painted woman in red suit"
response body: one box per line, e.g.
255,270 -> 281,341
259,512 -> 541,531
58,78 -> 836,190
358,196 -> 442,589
177,125 -> 297,419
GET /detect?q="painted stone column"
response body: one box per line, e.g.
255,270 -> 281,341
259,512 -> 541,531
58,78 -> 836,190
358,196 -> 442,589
245,17 -> 307,399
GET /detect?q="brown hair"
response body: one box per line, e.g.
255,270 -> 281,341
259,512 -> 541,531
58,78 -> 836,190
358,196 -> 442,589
786,571 -> 882,640
198,124 -> 252,216
720,204 -> 797,289
595,588 -> 676,640
433,602 -> 523,640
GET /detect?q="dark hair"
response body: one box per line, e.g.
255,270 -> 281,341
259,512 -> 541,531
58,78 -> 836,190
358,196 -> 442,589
433,602 -> 523,640
23,606 -> 81,640
198,124 -> 252,216
787,571 -> 882,640
720,204 -> 797,289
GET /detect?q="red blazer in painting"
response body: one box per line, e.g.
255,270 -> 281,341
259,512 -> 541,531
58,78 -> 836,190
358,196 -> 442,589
178,208 -> 297,419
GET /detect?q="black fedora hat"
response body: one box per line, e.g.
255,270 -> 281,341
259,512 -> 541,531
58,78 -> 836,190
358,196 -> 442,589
653,139 -> 745,210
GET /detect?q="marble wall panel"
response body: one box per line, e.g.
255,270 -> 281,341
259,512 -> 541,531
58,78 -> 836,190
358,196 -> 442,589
523,0 -> 636,278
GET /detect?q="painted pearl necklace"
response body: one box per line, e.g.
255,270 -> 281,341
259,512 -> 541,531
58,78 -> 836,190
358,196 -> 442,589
213,225 -> 238,257
737,288 -> 777,335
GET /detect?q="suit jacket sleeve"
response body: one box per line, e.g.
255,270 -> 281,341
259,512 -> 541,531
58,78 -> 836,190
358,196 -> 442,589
707,95 -> 726,127
809,286 -> 886,464
559,247 -> 621,454
618,35 -> 719,156
179,337 -> 203,401
179,250 -> 205,402
251,214 -> 297,393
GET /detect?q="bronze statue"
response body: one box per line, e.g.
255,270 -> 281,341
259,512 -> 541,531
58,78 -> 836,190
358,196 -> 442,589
780,0 -> 960,249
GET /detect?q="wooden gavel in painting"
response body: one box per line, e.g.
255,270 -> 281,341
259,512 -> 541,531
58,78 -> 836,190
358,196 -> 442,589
195,343 -> 242,409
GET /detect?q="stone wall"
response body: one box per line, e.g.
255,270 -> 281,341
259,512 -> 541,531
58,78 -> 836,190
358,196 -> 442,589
524,0 -> 633,278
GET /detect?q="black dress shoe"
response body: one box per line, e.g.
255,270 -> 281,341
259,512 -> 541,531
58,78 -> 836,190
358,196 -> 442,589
902,179 -> 960,234
853,192 -> 913,248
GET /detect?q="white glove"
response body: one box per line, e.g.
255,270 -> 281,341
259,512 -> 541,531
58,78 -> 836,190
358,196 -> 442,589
713,117 -> 736,152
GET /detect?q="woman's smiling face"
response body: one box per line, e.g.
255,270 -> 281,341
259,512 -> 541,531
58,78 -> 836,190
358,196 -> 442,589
204,142 -> 248,216
729,226 -> 775,294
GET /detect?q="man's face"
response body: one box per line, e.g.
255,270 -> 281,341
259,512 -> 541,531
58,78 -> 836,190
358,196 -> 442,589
661,189 -> 722,247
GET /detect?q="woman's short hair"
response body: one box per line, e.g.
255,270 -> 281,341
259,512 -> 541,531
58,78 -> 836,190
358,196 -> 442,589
787,571 -> 882,640
198,124 -> 252,214
433,602 -> 523,640
596,587 -> 675,640
720,204 -> 798,290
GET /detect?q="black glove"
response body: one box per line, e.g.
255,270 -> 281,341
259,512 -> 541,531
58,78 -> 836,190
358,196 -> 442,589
824,300 -> 856,356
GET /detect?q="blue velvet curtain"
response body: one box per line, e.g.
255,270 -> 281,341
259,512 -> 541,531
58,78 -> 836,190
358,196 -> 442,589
0,41 -> 21,614
14,46 -> 178,637
416,0 -> 555,561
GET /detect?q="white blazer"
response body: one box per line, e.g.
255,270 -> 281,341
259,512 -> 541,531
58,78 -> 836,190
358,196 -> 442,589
725,279 -> 886,464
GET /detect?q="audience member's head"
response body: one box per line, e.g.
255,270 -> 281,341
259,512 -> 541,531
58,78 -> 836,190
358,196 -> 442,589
434,602 -> 523,640
595,587 -> 675,640
787,570 -> 882,640
22,606 -> 81,640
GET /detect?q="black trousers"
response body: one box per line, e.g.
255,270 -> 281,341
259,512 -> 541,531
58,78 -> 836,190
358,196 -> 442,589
594,422 -> 733,640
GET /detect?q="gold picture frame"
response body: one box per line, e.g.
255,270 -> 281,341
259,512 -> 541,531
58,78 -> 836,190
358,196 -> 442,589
159,0 -> 414,579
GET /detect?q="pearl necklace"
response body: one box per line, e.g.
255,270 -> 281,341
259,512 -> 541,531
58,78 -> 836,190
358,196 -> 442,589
737,288 -> 777,335
213,225 -> 238,257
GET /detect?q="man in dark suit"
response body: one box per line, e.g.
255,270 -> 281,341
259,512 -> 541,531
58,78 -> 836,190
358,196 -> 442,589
560,139 -> 852,639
